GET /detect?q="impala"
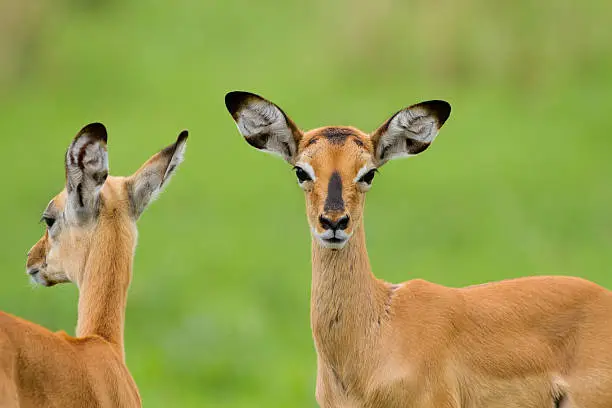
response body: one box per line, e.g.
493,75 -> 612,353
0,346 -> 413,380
225,91 -> 612,408
0,123 -> 187,407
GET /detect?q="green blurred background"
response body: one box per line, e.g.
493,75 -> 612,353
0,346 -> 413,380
1,0 -> 611,406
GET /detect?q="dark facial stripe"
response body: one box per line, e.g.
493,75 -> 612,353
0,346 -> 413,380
324,171 -> 344,212
321,127 -> 354,145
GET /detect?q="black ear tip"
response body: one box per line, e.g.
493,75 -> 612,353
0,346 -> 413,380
177,130 -> 188,143
77,122 -> 108,143
427,100 -> 451,125
225,91 -> 262,115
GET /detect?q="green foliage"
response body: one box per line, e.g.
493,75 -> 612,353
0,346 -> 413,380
1,0 -> 611,406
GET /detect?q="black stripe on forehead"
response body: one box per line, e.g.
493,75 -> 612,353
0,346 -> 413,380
321,127 -> 354,145
324,171 -> 344,212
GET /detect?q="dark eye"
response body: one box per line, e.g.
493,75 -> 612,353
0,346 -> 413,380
42,216 -> 55,228
294,167 -> 312,183
358,169 -> 377,184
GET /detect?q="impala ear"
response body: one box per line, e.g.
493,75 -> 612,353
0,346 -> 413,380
370,100 -> 451,166
128,130 -> 188,219
225,91 -> 303,163
64,122 -> 109,222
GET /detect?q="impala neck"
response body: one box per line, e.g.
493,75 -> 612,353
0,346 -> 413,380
75,216 -> 135,359
310,218 -> 388,362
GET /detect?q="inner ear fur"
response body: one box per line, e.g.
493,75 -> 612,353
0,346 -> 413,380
64,122 -> 109,219
225,91 -> 303,163
128,130 -> 188,219
370,100 -> 451,166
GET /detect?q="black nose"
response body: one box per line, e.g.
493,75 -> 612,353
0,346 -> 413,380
319,214 -> 350,231
27,267 -> 40,276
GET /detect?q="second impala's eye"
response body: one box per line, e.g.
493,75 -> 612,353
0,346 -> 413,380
294,167 -> 312,183
358,169 -> 377,184
42,216 -> 55,228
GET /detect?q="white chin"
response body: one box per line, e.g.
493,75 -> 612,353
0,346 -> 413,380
30,275 -> 51,287
313,229 -> 352,249
318,237 -> 349,249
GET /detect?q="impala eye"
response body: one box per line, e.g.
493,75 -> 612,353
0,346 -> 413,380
42,216 -> 55,228
294,166 -> 312,183
358,169 -> 377,185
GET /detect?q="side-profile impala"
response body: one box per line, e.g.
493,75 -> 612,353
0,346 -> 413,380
225,91 -> 612,408
0,123 -> 187,407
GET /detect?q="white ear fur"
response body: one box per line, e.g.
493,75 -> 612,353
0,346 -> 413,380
65,122 -> 109,221
371,100 -> 451,166
129,130 -> 188,219
225,91 -> 302,163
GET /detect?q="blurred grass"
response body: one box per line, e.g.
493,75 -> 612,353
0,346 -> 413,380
0,0 -> 611,406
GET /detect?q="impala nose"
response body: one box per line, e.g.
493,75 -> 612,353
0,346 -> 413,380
319,214 -> 350,232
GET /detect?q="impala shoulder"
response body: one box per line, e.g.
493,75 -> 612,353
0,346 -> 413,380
393,279 -> 462,311
399,279 -> 457,296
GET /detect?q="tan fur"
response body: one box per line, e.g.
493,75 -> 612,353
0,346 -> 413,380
226,93 -> 612,408
303,131 -> 612,408
1,126 -> 186,408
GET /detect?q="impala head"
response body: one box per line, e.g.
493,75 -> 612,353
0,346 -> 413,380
226,91 -> 450,249
26,123 -> 188,286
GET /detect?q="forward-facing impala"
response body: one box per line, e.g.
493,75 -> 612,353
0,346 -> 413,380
226,91 -> 612,408
0,123 -> 187,407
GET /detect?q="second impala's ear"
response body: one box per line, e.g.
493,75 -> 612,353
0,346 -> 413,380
65,122 -> 109,222
127,131 -> 188,219
370,100 -> 451,166
225,91 -> 303,163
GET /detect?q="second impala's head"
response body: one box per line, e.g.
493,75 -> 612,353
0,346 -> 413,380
26,123 -> 188,287
226,91 -> 451,249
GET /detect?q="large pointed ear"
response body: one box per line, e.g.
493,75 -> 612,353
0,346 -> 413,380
65,122 -> 109,222
370,100 -> 451,166
127,130 -> 188,219
225,91 -> 303,163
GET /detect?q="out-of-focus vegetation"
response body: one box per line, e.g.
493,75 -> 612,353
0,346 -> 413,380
0,0 -> 610,406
